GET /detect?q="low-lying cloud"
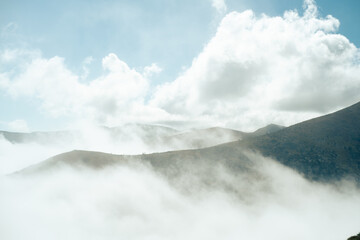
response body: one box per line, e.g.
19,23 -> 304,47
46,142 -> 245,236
1,152 -> 359,240
0,124 -> 247,175
0,125 -> 160,175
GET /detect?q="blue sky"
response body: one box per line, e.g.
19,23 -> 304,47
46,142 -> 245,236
0,0 -> 359,131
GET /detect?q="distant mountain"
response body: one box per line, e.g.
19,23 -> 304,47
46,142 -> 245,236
239,101 -> 360,182
105,123 -> 180,148
0,130 -> 76,145
19,102 -> 360,184
18,127 -> 254,176
1,123 -> 284,150
18,147 -> 256,196
251,124 -> 285,137
0,124 -> 179,145
108,123 -> 179,140
162,127 -> 248,149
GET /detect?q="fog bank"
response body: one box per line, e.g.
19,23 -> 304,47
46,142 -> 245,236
1,152 -> 359,240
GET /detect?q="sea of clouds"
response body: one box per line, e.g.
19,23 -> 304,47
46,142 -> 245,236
1,133 -> 359,240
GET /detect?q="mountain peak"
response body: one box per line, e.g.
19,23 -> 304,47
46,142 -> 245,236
240,101 -> 360,182
251,123 -> 285,136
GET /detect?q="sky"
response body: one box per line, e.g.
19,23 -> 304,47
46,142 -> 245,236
0,0 -> 359,132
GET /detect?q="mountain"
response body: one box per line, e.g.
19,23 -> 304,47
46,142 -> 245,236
0,124 -> 179,145
107,123 -> 179,141
16,101 -> 360,182
162,127 -> 248,149
348,233 -> 360,240
1,123 -> 283,150
251,124 -> 285,137
238,101 -> 360,182
0,130 -> 77,145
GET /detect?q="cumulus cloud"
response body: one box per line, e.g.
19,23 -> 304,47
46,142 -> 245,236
0,52 -> 167,126
1,0 -> 359,131
151,1 -> 360,130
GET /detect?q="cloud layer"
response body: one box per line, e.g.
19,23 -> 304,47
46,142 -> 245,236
1,153 -> 359,240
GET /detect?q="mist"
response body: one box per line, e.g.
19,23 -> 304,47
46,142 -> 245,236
0,124 -> 245,175
1,143 -> 359,240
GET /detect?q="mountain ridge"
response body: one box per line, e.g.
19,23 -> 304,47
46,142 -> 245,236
1,123 -> 284,149
237,101 -> 360,181
16,101 -> 360,183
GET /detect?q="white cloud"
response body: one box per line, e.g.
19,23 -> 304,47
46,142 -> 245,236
1,1 -> 359,131
7,119 -> 29,132
211,0 -> 227,15
151,1 -> 360,130
1,22 -> 18,37
143,63 -> 162,78
1,153 -> 359,240
80,56 -> 94,80
303,0 -> 318,18
0,53 -> 163,126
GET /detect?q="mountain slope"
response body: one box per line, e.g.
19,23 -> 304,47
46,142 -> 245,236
17,102 -> 360,183
162,127 -> 248,149
238,101 -> 360,181
251,124 -> 285,137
